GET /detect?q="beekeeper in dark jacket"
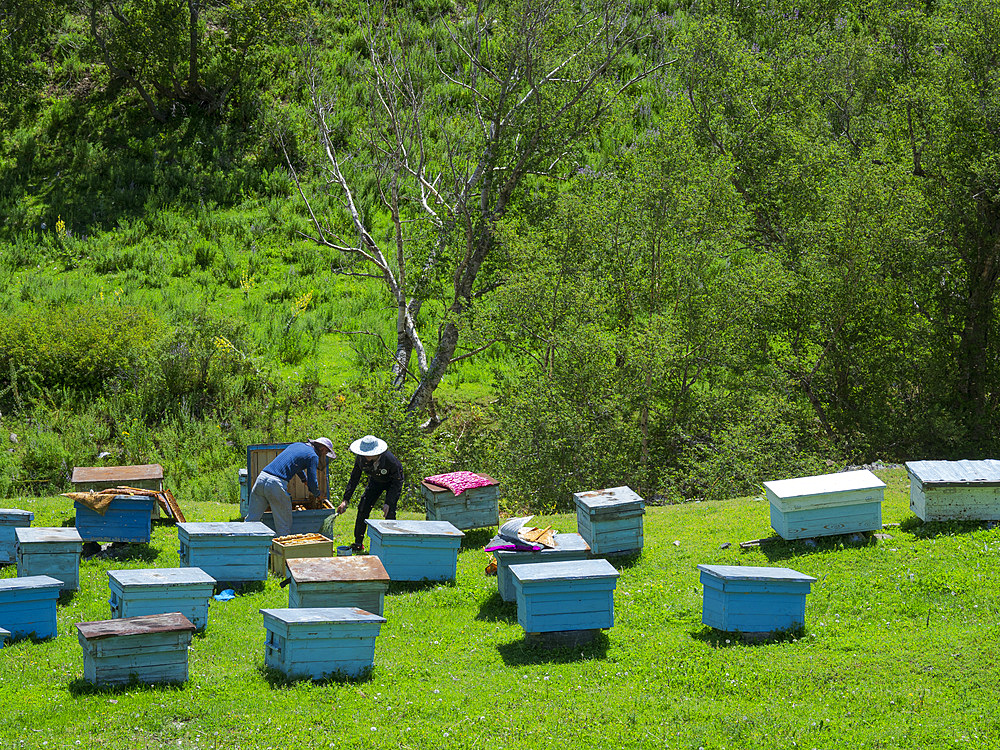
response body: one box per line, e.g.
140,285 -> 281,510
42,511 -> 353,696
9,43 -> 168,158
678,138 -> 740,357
336,435 -> 404,552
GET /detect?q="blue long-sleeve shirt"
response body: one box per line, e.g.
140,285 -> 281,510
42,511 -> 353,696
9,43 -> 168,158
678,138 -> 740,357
261,442 -> 321,496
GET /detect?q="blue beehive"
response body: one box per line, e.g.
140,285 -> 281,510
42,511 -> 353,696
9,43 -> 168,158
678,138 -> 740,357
698,564 -> 817,634
366,520 -> 464,582
260,607 -> 386,680
177,522 -> 274,583
509,558 -> 620,634
765,470 -> 885,540
16,527 -> 83,591
0,508 -> 33,564
108,567 -> 216,629
286,556 -> 390,616
0,626 -> 8,647
421,477 -> 500,530
76,612 -> 197,685
0,575 -> 62,641
490,532 -> 591,602
75,495 -> 156,543
573,486 -> 645,556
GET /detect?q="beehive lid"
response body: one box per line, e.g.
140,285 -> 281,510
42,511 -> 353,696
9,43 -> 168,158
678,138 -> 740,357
509,558 -> 619,583
71,464 -> 164,484
697,564 -> 817,583
572,486 -> 645,512
177,522 -> 275,537
488,532 -> 591,555
421,474 -> 499,494
906,459 -> 1000,487
0,509 -> 33,523
287,556 -> 390,583
764,470 -> 886,500
109,567 -> 216,587
76,612 -> 196,640
366,520 -> 464,538
15,527 -> 83,544
0,575 -> 63,592
260,607 -> 386,625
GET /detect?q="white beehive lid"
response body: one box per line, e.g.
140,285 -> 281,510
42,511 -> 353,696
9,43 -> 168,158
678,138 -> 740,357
764,470 -> 886,512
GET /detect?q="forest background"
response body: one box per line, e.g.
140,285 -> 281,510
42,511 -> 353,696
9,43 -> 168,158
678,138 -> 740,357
0,0 -> 997,512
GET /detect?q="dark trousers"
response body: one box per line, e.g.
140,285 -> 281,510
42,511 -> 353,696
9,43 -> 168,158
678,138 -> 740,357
354,484 -> 397,546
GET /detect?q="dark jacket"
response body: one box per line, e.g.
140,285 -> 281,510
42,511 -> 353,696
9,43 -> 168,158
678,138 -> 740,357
343,450 -> 404,507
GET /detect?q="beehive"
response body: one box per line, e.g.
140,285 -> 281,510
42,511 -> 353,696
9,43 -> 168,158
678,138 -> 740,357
286,556 -> 390,615
0,508 -> 33,564
572,486 -> 645,556
177,522 -> 274,583
16,527 -> 83,591
72,464 -> 164,519
421,476 -> 500,530
240,443 -> 332,533
0,626 -> 9,647
510,559 -> 620,635
76,612 -> 196,685
366,520 -> 464,582
74,495 -> 156,543
490,532 -> 591,602
0,575 -> 62,641
260,607 -> 386,680
269,533 -> 335,577
698,564 -> 816,635
764,469 -> 885,540
906,460 -> 1000,522
108,567 -> 216,629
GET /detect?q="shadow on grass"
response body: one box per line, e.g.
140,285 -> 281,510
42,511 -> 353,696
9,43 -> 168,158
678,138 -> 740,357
899,515 -> 993,539
474,591 -> 517,624
58,590 -> 77,606
603,550 -> 643,570
690,624 -> 804,647
213,580 -> 266,595
388,579 -> 455,595
67,677 -> 189,696
460,528 -> 496,550
96,542 -> 159,564
756,533 -> 874,562
496,631 -> 610,665
259,664 -> 373,688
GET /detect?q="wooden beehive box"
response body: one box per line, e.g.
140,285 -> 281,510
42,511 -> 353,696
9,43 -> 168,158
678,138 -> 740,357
0,508 -> 33,564
72,464 -> 164,519
510,558 -> 620,635
698,564 -> 816,635
260,607 -> 386,680
366,519 -> 464,582
16,527 -> 83,591
764,469 -> 885,540
286,556 -> 391,615
0,626 -> 8,648
76,612 -> 197,686
177,522 -> 274,583
108,567 -> 216,630
421,476 -> 500,530
906,459 -> 1000,521
572,486 -> 645,556
0,575 -> 62,641
269,534 -> 335,577
240,443 -> 333,533
490,532 -> 591,602
75,494 -> 156,543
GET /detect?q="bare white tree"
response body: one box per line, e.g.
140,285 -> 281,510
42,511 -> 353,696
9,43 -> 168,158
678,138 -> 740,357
285,0 -> 669,419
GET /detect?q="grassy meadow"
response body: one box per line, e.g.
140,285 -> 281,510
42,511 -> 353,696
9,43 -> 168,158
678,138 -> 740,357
2,466 -> 999,749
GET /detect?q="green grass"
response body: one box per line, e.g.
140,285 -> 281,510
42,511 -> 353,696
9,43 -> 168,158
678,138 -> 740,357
2,467 -> 1000,749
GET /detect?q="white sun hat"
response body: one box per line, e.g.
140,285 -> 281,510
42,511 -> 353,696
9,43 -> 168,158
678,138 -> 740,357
309,437 -> 336,458
350,435 -> 387,456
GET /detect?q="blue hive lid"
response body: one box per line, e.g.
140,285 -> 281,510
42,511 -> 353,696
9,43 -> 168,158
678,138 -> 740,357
260,607 -> 387,624
15,527 -> 82,544
0,509 -> 33,523
509,558 -> 619,582
366,520 -> 464,538
109,567 -> 216,587
177,522 -> 275,537
0,575 -> 64,592
697,564 -> 816,583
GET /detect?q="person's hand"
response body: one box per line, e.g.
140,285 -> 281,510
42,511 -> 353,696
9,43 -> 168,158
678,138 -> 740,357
382,503 -> 390,516
337,501 -> 348,515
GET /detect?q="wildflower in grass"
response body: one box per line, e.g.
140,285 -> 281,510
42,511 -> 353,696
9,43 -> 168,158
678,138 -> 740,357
56,216 -> 66,236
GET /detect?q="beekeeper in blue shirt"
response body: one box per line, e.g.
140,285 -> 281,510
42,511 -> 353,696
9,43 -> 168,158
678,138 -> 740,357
245,438 -> 335,536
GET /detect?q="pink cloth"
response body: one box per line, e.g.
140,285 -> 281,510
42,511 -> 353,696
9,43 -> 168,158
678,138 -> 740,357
424,471 -> 494,496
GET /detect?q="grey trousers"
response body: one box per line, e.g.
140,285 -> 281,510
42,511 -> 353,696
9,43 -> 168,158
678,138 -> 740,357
245,471 -> 293,536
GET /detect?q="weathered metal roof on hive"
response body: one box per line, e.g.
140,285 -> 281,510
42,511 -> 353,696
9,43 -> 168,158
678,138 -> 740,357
906,460 -> 1000,486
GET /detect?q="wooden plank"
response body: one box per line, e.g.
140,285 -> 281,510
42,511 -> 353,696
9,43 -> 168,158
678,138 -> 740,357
77,612 -> 196,640
72,464 -> 164,484
287,556 -> 389,584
